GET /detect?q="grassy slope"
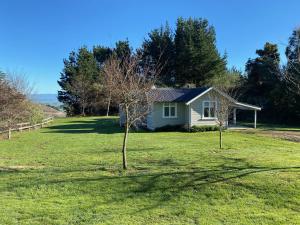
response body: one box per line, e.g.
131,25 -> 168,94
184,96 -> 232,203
0,117 -> 299,225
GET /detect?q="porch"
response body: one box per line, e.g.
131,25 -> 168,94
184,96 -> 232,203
230,102 -> 262,129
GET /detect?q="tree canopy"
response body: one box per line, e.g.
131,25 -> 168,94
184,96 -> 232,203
56,18 -> 300,124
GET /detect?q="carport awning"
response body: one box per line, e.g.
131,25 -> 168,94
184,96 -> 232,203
232,102 -> 262,111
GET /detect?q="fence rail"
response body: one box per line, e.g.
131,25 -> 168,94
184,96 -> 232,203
0,117 -> 54,139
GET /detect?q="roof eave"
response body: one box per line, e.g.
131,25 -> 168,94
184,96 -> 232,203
234,102 -> 262,111
185,87 -> 213,105
184,87 -> 262,111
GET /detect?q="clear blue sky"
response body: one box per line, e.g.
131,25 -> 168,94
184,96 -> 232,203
1,0 -> 299,94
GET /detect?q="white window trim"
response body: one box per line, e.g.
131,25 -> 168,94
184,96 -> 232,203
202,101 -> 217,120
162,103 -> 177,118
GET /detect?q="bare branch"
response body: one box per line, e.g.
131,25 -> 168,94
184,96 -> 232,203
103,54 -> 162,169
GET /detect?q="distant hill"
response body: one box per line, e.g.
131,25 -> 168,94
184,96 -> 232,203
31,94 -> 61,107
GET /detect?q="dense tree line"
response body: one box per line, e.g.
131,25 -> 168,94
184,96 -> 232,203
58,40 -> 131,115
243,31 -> 300,123
58,18 -> 229,116
58,17 -> 300,124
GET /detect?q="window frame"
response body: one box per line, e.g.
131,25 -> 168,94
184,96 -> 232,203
162,103 -> 177,118
202,101 -> 217,119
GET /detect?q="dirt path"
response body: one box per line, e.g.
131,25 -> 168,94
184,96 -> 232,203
238,129 -> 300,142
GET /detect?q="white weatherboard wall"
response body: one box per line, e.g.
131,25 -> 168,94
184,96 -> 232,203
189,90 -> 222,126
148,102 -> 187,129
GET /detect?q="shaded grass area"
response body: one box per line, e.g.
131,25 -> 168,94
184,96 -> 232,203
0,117 -> 299,224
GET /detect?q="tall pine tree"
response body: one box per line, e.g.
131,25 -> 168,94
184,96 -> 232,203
285,29 -> 300,122
58,47 -> 100,115
175,17 -> 226,87
244,42 -> 284,122
140,23 -> 175,86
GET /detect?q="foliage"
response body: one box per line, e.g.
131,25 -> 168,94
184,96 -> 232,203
285,29 -> 300,90
245,42 -> 281,96
0,73 -> 43,137
140,23 -> 176,86
58,47 -> 101,116
93,45 -> 113,66
0,117 -> 299,224
284,29 -> 300,121
114,40 -> 132,59
139,18 -> 227,87
190,125 -> 219,132
213,67 -> 244,91
154,124 -> 186,132
154,124 -> 219,132
241,36 -> 300,124
175,17 -> 227,87
58,41 -> 133,116
58,17 -> 230,117
243,42 -> 286,122
55,19 -> 300,124
0,76 -> 28,130
26,103 -> 44,125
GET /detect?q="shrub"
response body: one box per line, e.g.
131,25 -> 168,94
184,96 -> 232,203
27,103 -> 44,125
155,124 -> 186,132
190,125 -> 219,132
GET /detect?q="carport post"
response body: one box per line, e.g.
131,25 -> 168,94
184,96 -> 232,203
254,110 -> 257,129
233,108 -> 237,125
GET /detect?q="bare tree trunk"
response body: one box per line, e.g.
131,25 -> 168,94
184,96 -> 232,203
219,127 -> 222,149
122,122 -> 129,169
122,108 -> 129,170
81,105 -> 86,116
8,128 -> 11,140
106,93 -> 111,117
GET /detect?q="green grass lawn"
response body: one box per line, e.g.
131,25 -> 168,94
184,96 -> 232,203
0,117 -> 299,225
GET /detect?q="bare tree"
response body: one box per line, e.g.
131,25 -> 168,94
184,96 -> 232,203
284,62 -> 300,96
0,72 -> 42,139
0,79 -> 27,139
283,28 -> 300,95
103,69 -> 114,117
209,75 -> 242,149
207,90 -> 230,149
103,55 -> 160,169
6,70 -> 35,97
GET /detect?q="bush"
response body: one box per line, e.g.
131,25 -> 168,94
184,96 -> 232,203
27,103 -> 44,125
190,125 -> 219,132
155,124 -> 186,132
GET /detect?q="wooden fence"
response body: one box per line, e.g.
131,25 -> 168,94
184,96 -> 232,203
0,117 -> 54,139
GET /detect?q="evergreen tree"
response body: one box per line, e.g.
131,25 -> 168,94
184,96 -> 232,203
174,17 -> 226,87
244,42 -> 284,121
285,29 -> 300,121
93,46 -> 113,67
58,51 -> 78,115
140,23 -> 176,86
286,29 -> 300,94
114,40 -> 132,59
58,47 -> 100,115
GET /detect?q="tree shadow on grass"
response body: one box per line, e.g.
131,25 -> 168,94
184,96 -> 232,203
44,117 -> 153,134
3,156 -> 300,215
44,118 -> 122,134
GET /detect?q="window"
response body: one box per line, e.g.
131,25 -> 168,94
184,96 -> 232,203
203,101 -> 216,119
163,103 -> 177,118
